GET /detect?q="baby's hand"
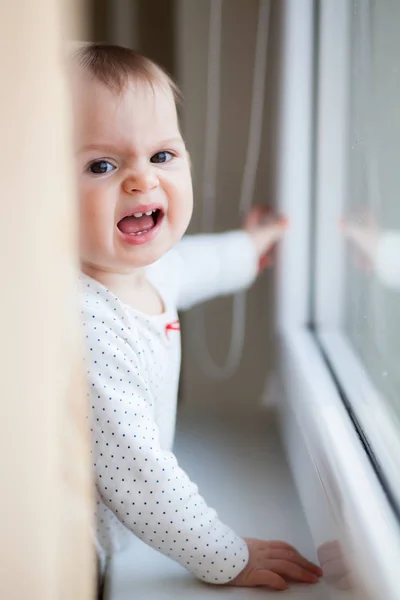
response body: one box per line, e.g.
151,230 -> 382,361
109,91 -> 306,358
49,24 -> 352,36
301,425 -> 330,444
228,538 -> 322,590
244,205 -> 288,272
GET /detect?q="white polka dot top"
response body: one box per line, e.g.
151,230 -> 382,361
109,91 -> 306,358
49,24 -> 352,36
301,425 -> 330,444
81,231 -> 258,584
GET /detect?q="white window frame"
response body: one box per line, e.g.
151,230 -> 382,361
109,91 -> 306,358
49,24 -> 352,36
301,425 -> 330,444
276,1 -> 400,598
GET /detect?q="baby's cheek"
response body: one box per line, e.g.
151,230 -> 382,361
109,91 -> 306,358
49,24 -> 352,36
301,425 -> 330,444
80,198 -> 106,246
173,192 -> 192,227
183,188 -> 194,226
81,188 -> 107,221
178,175 -> 193,210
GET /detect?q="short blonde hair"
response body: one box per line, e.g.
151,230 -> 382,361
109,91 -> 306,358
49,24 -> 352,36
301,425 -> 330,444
71,42 -> 181,105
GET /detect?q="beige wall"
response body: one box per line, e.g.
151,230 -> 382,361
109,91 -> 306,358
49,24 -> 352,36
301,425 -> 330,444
0,1 -> 94,598
176,0 -> 283,416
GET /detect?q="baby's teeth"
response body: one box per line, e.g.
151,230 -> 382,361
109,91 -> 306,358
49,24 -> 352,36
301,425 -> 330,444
145,211 -> 153,216
134,212 -> 143,218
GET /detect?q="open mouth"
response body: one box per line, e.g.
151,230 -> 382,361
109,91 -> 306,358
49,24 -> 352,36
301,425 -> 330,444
117,208 -> 163,237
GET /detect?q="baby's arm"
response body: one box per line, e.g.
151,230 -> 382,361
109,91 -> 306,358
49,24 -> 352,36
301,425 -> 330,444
174,230 -> 258,310
83,298 -> 248,584
174,209 -> 286,311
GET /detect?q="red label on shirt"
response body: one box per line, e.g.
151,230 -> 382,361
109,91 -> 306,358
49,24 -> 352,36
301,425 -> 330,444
165,319 -> 180,339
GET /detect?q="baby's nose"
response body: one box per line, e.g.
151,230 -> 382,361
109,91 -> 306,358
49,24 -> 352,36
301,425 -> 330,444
123,172 -> 158,194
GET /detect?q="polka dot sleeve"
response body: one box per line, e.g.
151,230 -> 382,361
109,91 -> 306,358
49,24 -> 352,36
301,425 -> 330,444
82,296 -> 249,584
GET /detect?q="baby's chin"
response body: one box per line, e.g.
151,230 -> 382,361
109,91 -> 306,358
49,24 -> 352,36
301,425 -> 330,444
120,237 -> 179,268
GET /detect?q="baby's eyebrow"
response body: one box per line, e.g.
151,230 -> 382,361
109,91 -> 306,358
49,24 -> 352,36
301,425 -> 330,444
157,137 -> 185,147
79,137 -> 185,154
79,143 -> 120,153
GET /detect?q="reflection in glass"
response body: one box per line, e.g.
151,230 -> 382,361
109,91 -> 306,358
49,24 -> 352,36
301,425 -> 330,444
342,0 -> 400,424
318,540 -> 353,591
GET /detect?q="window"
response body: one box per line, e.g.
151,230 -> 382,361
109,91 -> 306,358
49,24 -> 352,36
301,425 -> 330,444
314,0 -> 400,511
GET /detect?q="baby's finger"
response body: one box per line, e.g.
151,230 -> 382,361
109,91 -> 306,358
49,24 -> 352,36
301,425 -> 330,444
244,205 -> 271,228
277,215 -> 289,226
262,540 -> 306,554
266,559 -> 320,584
264,539 -> 297,548
265,223 -> 287,244
269,549 -> 322,576
248,569 -> 288,590
270,218 -> 289,232
258,254 -> 273,271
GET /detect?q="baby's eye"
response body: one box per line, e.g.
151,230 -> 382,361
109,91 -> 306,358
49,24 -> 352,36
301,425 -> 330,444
88,160 -> 116,175
150,151 -> 174,164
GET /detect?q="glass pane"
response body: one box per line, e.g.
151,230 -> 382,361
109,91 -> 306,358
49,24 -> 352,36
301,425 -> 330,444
343,0 -> 400,422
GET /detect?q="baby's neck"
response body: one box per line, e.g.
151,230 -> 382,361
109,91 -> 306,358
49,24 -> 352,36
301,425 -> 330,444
82,264 -> 164,315
83,262 -> 146,290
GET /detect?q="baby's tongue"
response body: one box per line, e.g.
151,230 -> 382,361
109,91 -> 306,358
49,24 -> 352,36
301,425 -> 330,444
118,214 -> 154,234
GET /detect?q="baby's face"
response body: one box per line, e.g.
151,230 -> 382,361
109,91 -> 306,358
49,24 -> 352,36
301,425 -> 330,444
74,76 -> 193,273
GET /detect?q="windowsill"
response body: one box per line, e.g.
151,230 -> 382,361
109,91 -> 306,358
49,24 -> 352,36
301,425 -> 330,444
103,409 -> 329,599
